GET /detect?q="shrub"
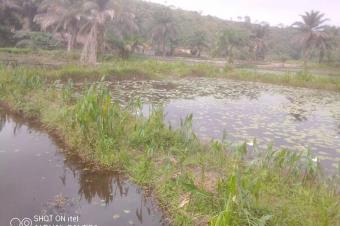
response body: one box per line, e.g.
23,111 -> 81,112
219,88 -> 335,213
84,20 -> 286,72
14,31 -> 62,50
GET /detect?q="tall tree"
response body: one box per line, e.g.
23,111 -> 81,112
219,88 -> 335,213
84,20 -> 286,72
189,30 -> 208,57
0,0 -> 39,31
34,0 -> 82,52
316,26 -> 338,63
217,29 -> 248,63
151,8 -> 177,56
293,10 -> 328,70
79,0 -> 118,64
0,1 -> 20,30
250,24 -> 268,61
105,8 -> 139,59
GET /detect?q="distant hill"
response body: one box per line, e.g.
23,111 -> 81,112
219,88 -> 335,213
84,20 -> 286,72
124,0 -> 339,62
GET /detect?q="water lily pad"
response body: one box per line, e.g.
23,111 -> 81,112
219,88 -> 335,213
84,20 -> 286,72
112,214 -> 120,220
123,209 -> 131,214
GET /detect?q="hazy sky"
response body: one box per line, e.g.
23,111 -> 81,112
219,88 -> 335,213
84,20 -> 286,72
145,0 -> 340,26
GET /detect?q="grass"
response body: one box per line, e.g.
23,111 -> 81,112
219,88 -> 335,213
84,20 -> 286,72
229,69 -> 340,91
1,49 -> 339,91
2,63 -> 340,93
0,57 -> 224,81
0,47 -> 33,54
0,64 -> 339,226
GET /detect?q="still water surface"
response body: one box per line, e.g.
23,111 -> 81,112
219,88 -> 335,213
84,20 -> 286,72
109,78 -> 340,171
0,111 -> 165,226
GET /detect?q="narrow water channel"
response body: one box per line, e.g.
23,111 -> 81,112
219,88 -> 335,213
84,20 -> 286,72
0,110 -> 165,226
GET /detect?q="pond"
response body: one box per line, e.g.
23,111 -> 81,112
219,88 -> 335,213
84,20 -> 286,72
0,111 -> 165,226
108,78 -> 340,172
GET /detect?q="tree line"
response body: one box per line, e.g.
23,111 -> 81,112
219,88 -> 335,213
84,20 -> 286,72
0,0 -> 339,66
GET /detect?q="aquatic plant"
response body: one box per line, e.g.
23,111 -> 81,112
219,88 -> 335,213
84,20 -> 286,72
0,65 -> 339,226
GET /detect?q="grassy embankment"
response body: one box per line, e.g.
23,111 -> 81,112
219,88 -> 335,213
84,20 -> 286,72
0,48 -> 340,91
0,63 -> 339,226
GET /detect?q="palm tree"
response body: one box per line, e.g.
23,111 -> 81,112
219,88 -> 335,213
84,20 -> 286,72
217,29 -> 248,64
105,10 -> 139,59
189,30 -> 208,57
293,10 -> 328,70
0,0 -> 39,31
315,32 -> 333,63
250,24 -> 268,61
79,0 -> 118,64
34,0 -> 83,52
0,1 -> 19,45
316,26 -> 337,63
151,8 -> 177,56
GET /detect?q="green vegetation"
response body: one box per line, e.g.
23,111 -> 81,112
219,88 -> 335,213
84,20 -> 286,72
1,49 -> 339,91
151,7 -> 178,56
293,11 -> 333,71
1,1 -> 340,65
0,65 -> 339,226
228,69 -> 340,91
1,1 -> 340,225
0,47 -> 33,54
13,31 -> 62,50
215,28 -> 249,63
0,58 -> 221,80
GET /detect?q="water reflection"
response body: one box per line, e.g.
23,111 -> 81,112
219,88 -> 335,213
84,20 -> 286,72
0,109 -> 31,135
0,112 -> 5,133
0,111 -> 165,226
61,156 -> 118,204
